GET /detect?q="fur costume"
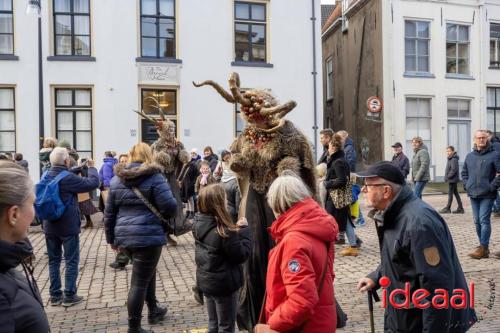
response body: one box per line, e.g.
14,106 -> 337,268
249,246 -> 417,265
193,73 -> 317,330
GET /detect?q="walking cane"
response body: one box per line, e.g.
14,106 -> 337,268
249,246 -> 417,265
368,290 -> 380,333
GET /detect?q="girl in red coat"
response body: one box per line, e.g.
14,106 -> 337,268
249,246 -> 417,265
256,172 -> 338,333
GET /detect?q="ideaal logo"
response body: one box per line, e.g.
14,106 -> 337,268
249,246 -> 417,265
379,276 -> 474,309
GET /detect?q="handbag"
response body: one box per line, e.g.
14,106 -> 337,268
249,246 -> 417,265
255,243 -> 331,333
329,179 -> 353,209
131,187 -> 174,233
77,192 -> 91,202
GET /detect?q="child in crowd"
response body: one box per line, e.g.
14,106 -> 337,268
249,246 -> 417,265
14,153 -> 29,173
316,163 -> 328,208
193,184 -> 251,333
195,160 -> 216,194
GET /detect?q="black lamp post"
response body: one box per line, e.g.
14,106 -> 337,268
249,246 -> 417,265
27,0 -> 44,151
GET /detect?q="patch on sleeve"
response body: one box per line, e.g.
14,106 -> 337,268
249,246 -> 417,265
423,246 -> 440,266
288,259 -> 301,273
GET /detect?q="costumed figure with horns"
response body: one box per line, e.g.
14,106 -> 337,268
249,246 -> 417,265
193,73 -> 317,330
134,97 -> 190,246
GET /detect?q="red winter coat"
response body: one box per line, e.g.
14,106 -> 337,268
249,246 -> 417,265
265,197 -> 338,333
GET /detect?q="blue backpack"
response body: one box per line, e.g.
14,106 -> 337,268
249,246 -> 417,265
35,171 -> 71,221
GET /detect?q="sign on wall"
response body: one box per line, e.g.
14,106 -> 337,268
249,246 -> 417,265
366,96 -> 383,122
138,64 -> 181,86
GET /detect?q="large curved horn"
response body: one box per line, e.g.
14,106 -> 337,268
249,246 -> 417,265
259,119 -> 286,133
260,100 -> 297,117
144,96 -> 166,120
192,80 -> 235,103
133,110 -> 158,124
229,72 -> 251,106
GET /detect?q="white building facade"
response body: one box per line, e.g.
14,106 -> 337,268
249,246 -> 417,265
0,0 -> 323,179
381,0 -> 500,180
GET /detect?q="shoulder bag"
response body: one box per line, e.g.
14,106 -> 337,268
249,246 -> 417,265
329,178 -> 353,209
131,187 -> 174,233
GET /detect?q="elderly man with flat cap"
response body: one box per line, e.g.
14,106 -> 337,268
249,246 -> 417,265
356,161 -> 476,333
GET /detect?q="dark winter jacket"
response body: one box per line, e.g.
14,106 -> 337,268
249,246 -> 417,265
324,150 -> 350,192
38,148 -> 52,172
193,213 -> 251,296
411,147 -> 430,182
391,153 -> 410,178
343,137 -> 357,172
99,157 -> 118,188
445,152 -> 460,183
461,144 -> 500,199
491,137 -> 500,153
0,239 -> 50,333
317,147 -> 329,164
104,162 -> 177,248
367,185 -> 476,333
204,154 -> 219,173
178,156 -> 201,202
222,178 -> 241,223
42,165 -> 100,237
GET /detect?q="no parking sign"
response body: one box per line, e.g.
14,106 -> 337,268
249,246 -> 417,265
367,96 -> 383,113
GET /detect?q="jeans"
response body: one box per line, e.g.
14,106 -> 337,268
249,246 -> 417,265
206,291 -> 238,333
45,234 -> 80,298
413,181 -> 427,199
470,198 -> 495,247
345,218 -> 357,247
446,182 -> 463,209
125,246 -> 162,323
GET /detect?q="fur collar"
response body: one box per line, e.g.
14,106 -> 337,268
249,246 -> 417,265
114,162 -> 164,181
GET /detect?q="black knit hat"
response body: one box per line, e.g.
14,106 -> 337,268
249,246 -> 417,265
356,161 -> 405,185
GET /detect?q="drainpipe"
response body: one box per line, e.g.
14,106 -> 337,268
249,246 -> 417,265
311,0 -> 319,159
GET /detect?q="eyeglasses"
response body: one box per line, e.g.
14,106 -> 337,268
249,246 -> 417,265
361,183 -> 389,192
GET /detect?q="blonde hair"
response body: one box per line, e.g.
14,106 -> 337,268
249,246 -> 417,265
267,171 -> 311,215
43,137 -> 58,149
316,163 -> 327,178
198,184 -> 237,238
128,143 -> 153,164
0,161 -> 33,216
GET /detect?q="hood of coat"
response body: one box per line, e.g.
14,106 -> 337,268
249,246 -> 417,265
473,143 -> 494,155
114,162 -> 163,187
193,213 -> 217,240
344,137 -> 354,148
447,152 -> 459,160
0,239 -> 33,272
103,157 -> 118,165
270,198 -> 337,244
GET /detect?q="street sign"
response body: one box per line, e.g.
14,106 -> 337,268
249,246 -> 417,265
366,96 -> 383,113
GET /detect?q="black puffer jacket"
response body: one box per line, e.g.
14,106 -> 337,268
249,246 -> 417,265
445,152 -> 460,183
193,213 -> 251,296
0,239 -> 49,333
204,154 -> 219,173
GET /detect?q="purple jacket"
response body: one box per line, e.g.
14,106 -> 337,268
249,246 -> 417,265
99,157 -> 118,188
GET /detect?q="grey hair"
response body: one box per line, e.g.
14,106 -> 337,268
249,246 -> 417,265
0,161 -> 33,215
267,171 -> 312,215
385,180 -> 402,196
50,147 -> 69,166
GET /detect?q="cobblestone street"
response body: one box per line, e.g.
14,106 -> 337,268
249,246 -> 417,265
28,193 -> 500,333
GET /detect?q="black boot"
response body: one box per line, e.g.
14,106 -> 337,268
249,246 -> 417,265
148,304 -> 167,325
128,317 -> 153,333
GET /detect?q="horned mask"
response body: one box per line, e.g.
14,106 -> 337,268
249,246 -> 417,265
134,96 -> 175,141
193,72 -> 297,133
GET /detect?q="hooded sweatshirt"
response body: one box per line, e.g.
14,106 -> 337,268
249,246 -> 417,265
265,198 -> 338,333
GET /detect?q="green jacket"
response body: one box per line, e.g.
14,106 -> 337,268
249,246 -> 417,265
411,148 -> 430,182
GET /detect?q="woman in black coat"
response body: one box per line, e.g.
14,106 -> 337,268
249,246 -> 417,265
178,150 -> 201,219
0,161 -> 50,333
324,134 -> 360,256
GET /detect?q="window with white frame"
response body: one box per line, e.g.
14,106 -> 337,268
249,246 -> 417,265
140,0 -> 176,58
405,20 -> 430,73
487,87 -> 500,136
326,57 -> 333,99
490,23 -> 500,68
234,1 -> 266,63
0,88 -> 15,153
406,97 -> 431,157
140,89 -> 177,144
0,0 -> 13,55
53,0 -> 91,56
55,88 -> 93,158
446,23 -> 469,75
447,98 -> 470,119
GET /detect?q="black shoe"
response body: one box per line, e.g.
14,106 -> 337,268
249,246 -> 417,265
128,328 -> 154,333
439,207 -> 451,214
109,261 -> 126,270
50,296 -> 62,306
355,237 -> 363,247
335,238 -> 345,245
166,235 -> 178,247
148,306 -> 167,325
62,295 -> 84,307
452,208 -> 464,214
192,286 -> 204,305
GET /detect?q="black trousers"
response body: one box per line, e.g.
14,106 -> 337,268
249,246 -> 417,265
125,246 -> 162,323
206,291 -> 238,333
446,182 -> 463,209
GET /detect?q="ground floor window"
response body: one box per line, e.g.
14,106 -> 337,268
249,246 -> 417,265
447,98 -> 471,168
487,87 -> 500,136
140,88 -> 177,145
0,87 -> 15,153
55,88 -> 93,159
405,97 -> 432,159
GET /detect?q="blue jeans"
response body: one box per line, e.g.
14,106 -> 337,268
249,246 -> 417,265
45,235 -> 80,298
345,218 -> 357,247
470,198 -> 495,247
413,181 -> 427,199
